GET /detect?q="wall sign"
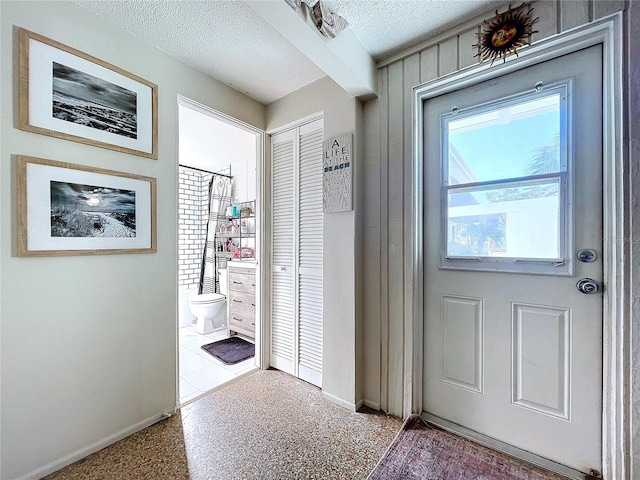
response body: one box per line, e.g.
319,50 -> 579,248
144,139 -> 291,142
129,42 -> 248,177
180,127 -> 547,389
323,133 -> 352,213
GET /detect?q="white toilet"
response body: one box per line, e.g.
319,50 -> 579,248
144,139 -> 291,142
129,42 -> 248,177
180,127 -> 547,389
188,269 -> 228,334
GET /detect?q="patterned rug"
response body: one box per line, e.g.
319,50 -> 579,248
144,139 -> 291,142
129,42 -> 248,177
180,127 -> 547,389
368,415 -> 569,480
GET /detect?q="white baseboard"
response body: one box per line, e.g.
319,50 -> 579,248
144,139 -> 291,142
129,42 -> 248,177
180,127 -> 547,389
322,394 -> 383,413
322,391 -> 358,411
15,413 -> 170,480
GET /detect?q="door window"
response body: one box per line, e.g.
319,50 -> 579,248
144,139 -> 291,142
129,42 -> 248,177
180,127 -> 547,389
440,83 -> 572,275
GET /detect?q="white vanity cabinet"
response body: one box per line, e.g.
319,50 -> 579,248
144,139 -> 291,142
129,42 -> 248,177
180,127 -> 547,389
227,263 -> 256,339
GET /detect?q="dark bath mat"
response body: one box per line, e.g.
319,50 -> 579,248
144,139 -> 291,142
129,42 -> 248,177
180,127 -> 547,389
201,337 -> 255,365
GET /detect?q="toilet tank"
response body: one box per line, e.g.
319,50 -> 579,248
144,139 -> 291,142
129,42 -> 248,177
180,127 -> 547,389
179,287 -> 198,327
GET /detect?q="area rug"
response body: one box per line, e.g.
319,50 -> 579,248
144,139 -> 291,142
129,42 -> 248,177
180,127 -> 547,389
201,337 -> 254,365
368,415 -> 568,480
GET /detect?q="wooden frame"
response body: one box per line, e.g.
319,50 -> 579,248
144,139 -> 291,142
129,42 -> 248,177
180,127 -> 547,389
18,28 -> 158,159
16,155 -> 157,256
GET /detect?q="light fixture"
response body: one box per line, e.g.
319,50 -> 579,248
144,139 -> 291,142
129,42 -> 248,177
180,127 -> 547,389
284,0 -> 348,38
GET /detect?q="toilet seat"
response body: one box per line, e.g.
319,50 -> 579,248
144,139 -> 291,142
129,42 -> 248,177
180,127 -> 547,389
190,293 -> 225,304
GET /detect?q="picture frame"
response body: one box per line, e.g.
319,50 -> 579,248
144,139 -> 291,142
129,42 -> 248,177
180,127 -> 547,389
16,155 -> 157,256
18,28 -> 158,159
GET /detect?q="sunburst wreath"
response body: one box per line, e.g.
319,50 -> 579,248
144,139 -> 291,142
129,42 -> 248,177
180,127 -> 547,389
473,3 -> 539,65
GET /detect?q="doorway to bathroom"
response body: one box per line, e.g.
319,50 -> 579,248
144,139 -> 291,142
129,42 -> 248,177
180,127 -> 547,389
177,96 -> 264,406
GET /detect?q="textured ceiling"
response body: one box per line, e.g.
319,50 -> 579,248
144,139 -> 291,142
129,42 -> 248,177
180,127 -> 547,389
76,0 -> 506,105
324,0 -> 505,60
74,0 -> 326,105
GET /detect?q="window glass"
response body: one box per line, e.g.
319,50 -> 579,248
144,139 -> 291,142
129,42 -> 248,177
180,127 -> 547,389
446,94 -> 563,185
447,179 -> 561,259
440,85 -> 569,270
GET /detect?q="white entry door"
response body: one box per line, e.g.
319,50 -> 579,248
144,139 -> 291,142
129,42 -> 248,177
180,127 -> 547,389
423,46 -> 603,474
270,118 -> 324,387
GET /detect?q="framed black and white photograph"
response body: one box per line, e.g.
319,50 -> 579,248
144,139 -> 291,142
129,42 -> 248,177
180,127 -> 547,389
19,28 -> 158,159
16,155 -> 157,256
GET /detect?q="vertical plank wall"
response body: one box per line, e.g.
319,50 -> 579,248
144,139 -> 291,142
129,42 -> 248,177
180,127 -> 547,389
628,0 -> 640,474
362,0 -> 627,417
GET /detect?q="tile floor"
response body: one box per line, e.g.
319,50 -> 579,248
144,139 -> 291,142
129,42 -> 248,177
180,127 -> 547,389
179,325 -> 257,406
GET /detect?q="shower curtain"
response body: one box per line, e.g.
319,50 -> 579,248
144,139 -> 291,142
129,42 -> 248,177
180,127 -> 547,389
199,174 -> 232,294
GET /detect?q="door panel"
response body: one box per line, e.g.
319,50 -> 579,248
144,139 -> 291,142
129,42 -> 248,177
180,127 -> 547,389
511,303 -> 571,419
423,46 -> 603,473
271,129 -> 296,375
441,295 -> 483,393
297,122 -> 323,386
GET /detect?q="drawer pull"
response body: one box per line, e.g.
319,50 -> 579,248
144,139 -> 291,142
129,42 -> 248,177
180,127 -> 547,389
233,281 -> 243,284
233,317 -> 243,322
233,299 -> 243,303
251,303 -> 255,307
251,322 -> 255,326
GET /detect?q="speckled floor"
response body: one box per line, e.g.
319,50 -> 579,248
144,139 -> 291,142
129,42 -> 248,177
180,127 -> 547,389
44,369 -> 402,480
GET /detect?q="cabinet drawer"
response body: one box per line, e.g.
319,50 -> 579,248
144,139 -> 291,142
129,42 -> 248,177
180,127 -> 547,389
228,314 -> 255,336
228,272 -> 256,294
229,292 -> 255,318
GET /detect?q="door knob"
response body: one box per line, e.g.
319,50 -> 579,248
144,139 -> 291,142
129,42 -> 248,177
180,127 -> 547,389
576,278 -> 599,294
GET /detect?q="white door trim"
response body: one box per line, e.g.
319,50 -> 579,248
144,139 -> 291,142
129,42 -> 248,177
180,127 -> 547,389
176,95 -> 268,370
411,14 -> 628,479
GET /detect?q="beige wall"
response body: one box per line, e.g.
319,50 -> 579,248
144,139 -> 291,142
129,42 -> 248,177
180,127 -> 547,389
266,76 -> 362,409
2,0 -> 637,478
363,0 -> 637,475
0,2 -> 265,479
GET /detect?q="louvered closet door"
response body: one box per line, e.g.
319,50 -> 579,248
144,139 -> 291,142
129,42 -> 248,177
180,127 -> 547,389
270,128 -> 296,376
297,121 -> 323,386
270,118 -> 323,388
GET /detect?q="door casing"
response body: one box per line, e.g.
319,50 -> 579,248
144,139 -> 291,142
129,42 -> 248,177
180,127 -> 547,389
410,14 -> 628,480
176,94 -> 267,370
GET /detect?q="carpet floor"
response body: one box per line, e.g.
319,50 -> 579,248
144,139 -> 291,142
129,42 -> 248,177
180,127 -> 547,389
368,414 -> 569,480
43,370 -> 401,479
42,370 -> 576,480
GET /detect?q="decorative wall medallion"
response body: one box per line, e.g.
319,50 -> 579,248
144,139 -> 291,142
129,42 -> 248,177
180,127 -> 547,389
473,3 -> 539,65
